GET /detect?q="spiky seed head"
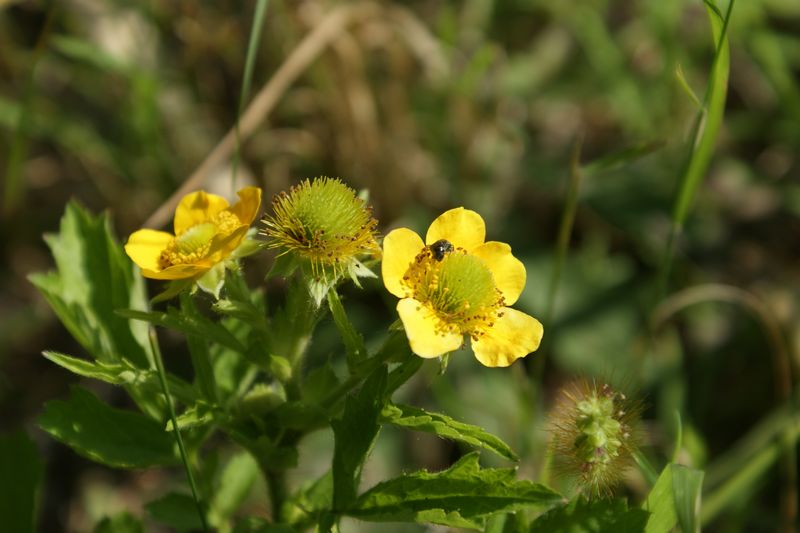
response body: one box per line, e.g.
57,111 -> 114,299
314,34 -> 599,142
549,379 -> 642,498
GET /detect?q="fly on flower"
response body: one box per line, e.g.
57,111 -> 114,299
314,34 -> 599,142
382,207 -> 543,367
124,187 -> 261,296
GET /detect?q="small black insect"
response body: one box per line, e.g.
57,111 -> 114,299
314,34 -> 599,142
429,239 -> 455,261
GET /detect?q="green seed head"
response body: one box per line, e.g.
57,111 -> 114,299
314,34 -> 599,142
550,380 -> 641,498
261,177 -> 379,280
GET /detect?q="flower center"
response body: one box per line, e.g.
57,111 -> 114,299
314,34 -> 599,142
159,211 -> 240,268
402,246 -> 504,337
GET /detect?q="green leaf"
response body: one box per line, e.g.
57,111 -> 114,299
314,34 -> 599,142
29,202 -> 164,418
43,351 -> 197,404
29,202 -> 153,369
44,351 -> 134,385
118,307 -> 247,353
209,451 -> 259,526
643,463 -> 703,533
94,513 -> 144,533
530,497 -> 648,532
38,386 -> 178,468
671,465 -> 704,533
349,453 -> 563,530
327,289 -> 367,369
145,493 -> 203,532
332,366 -> 388,511
381,403 -> 518,461
0,430 -> 43,533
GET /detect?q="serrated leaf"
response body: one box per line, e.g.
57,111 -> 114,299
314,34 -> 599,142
118,307 -> 246,353
38,386 -> 177,468
349,453 -> 563,530
29,202 -> 153,369
0,430 -> 42,533
382,403 -> 518,461
327,289 -> 367,369
29,203 -> 163,418
530,497 -> 648,532
332,366 -> 388,510
145,493 -> 203,532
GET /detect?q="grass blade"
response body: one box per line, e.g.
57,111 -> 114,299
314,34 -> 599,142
231,0 -> 270,190
658,0 -> 734,296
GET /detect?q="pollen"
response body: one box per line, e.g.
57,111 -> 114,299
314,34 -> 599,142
158,222 -> 215,268
401,247 -> 504,337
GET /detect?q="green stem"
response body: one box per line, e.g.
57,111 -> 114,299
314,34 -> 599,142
266,467 -> 288,523
149,329 -> 208,532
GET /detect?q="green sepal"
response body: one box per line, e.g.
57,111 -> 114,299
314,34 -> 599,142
196,262 -> 226,299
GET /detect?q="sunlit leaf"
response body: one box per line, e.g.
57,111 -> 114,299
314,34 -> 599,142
348,453 -> 562,530
382,403 -> 518,461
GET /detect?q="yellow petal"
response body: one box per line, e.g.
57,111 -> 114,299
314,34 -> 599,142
425,207 -> 486,252
472,241 -> 526,305
208,225 -> 250,261
140,263 -> 209,280
124,229 -> 174,272
397,298 -> 463,358
382,228 -> 424,298
471,308 -> 543,367
173,190 -> 230,235
228,186 -> 262,224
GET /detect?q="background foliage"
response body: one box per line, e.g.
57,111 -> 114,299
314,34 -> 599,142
1,0 -> 798,530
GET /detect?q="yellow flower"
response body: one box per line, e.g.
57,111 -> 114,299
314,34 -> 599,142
125,187 -> 262,280
382,207 -> 543,367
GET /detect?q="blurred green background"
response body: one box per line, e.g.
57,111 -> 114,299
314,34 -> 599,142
1,0 -> 798,530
